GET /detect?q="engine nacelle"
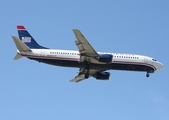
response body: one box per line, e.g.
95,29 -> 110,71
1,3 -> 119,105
98,54 -> 113,63
94,72 -> 110,80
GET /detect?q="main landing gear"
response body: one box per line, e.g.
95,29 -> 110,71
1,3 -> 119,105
84,62 -> 90,79
85,73 -> 89,79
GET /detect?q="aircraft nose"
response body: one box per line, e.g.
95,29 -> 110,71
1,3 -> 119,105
156,62 -> 164,70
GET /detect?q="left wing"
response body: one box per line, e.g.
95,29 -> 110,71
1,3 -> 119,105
73,29 -> 98,57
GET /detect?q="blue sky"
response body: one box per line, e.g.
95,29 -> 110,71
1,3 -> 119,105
0,0 -> 169,120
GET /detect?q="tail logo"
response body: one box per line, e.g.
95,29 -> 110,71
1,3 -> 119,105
22,37 -> 31,42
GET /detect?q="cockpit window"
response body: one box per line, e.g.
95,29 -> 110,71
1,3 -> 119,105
152,59 -> 157,61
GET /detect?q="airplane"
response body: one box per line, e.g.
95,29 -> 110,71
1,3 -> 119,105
12,26 -> 164,82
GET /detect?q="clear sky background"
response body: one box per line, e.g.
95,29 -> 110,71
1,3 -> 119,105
0,0 -> 169,120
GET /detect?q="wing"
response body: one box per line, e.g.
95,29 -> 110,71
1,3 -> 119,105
69,74 -> 86,82
69,69 -> 105,83
73,29 -> 98,57
70,29 -> 107,82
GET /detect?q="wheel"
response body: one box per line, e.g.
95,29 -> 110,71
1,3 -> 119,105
85,73 -> 89,79
146,73 -> 150,77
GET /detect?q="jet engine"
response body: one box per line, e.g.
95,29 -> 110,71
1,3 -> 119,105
98,54 -> 113,63
93,72 -> 110,80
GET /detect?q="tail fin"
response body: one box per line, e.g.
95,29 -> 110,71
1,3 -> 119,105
17,26 -> 48,49
12,36 -> 31,51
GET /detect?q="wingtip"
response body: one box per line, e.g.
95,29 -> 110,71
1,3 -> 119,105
69,79 -> 75,82
72,29 -> 79,31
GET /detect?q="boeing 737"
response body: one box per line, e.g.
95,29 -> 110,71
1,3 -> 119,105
12,26 -> 164,82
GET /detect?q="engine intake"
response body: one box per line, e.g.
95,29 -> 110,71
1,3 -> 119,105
98,54 -> 113,63
94,72 -> 110,80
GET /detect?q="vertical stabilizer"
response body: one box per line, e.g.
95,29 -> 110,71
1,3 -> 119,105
17,26 -> 48,49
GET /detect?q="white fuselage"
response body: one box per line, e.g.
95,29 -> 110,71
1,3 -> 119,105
18,49 -> 164,71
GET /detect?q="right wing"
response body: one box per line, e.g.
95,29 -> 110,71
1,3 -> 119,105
69,74 -> 86,82
69,69 -> 106,83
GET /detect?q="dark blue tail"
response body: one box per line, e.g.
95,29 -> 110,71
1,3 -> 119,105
17,26 -> 48,49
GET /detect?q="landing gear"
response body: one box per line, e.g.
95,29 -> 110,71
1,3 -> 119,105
146,73 -> 150,77
84,61 -> 90,79
85,73 -> 89,79
146,69 -> 154,77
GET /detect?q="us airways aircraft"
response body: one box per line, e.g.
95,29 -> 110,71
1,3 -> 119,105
12,26 -> 164,82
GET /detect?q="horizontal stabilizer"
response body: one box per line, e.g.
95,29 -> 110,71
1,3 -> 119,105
14,53 -> 23,60
12,36 -> 31,51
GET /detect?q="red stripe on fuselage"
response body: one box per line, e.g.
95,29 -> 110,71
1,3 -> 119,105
21,54 -> 79,61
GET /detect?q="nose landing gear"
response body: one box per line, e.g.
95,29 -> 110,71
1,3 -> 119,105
146,70 -> 154,77
146,72 -> 150,77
